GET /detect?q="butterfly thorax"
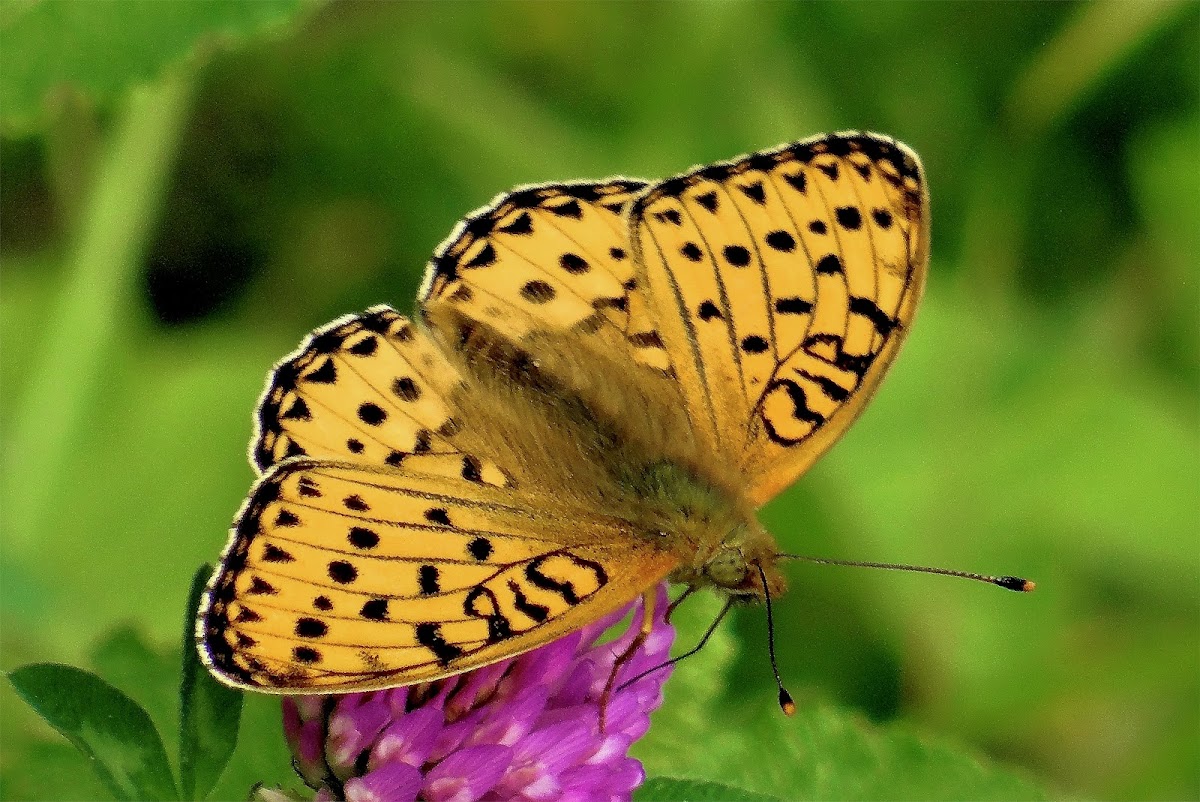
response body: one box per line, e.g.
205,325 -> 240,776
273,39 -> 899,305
615,457 -> 786,600
435,318 -> 785,602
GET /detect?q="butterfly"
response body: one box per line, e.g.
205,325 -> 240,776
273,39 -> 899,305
197,131 -> 929,695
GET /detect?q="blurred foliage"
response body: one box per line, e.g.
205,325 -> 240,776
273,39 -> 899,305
1,1 -> 1197,800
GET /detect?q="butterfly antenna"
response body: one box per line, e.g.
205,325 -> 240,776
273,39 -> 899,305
615,597 -> 734,693
756,563 -> 796,716
775,553 -> 1036,592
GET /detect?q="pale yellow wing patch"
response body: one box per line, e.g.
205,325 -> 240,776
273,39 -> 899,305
630,132 -> 929,505
252,306 -> 507,487
199,459 -> 677,692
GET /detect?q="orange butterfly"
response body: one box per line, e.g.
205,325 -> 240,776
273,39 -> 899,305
197,132 -> 941,700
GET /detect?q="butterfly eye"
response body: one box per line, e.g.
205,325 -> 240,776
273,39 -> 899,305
704,547 -> 748,589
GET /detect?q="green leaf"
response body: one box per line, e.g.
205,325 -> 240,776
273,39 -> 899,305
636,777 -> 783,802
7,663 -> 178,801
0,0 -> 313,134
179,564 -> 243,800
634,595 -> 1052,801
640,694 -> 1053,801
90,626 -> 183,762
0,739 -> 110,801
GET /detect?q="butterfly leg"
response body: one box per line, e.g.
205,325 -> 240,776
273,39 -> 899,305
665,585 -> 696,624
598,589 -> 657,733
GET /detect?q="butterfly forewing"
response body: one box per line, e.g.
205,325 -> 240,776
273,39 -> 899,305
253,306 -> 508,486
420,181 -> 650,347
201,459 -> 677,692
630,132 -> 929,505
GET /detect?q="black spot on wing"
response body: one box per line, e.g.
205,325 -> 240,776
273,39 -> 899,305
460,242 -> 494,267
723,245 -> 751,267
524,554 -> 608,606
348,526 -> 379,550
293,646 -> 321,664
418,565 -> 440,595
800,371 -> 851,402
328,561 -> 357,584
357,403 -> 386,425
835,350 -> 873,379
467,537 -> 493,561
392,377 -> 420,401
295,617 -> 328,638
416,622 -> 463,665
815,254 -> 844,275
497,213 -> 533,236
849,296 -> 899,337
762,379 -> 826,446
629,331 -> 665,348
343,494 -> 369,512
464,586 -> 513,643
262,544 -> 294,563
547,199 -> 582,219
741,335 -> 769,354
765,230 -> 796,252
775,297 -> 813,315
508,579 -> 549,622
559,253 -> 589,274
738,181 -> 766,204
282,398 -> 311,420
521,280 -> 555,304
694,191 -> 718,212
361,598 -> 389,620
306,359 -> 337,384
461,456 -> 483,482
698,300 -> 723,321
783,172 -> 807,194
248,577 -> 277,595
348,335 -> 378,356
835,206 -> 862,230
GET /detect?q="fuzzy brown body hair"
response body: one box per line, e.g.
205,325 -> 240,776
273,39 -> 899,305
422,307 -> 784,598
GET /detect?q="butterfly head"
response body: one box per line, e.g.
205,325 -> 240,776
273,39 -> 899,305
700,523 -> 787,602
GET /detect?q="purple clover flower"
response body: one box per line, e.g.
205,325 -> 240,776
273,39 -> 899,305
279,585 -> 674,802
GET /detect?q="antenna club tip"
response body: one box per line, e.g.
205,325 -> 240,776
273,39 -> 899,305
997,576 -> 1036,593
778,688 -> 796,717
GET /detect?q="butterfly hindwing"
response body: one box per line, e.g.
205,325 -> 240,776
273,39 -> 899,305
200,459 -> 678,692
630,132 -> 929,504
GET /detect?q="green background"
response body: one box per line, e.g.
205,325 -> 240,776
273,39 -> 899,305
2,2 -> 1197,800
